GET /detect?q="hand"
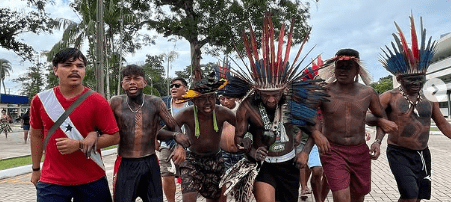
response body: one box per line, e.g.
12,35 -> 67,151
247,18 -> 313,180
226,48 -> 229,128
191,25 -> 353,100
30,170 -> 41,186
365,131 -> 371,141
369,142 -> 381,160
378,118 -> 398,134
312,131 -> 330,154
237,137 -> 252,152
55,138 -> 79,155
174,132 -> 191,148
252,146 -> 268,161
295,151 -> 309,169
171,145 -> 186,165
80,131 -> 98,158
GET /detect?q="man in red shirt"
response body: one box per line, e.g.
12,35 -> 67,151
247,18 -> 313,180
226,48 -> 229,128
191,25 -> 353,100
29,48 -> 120,202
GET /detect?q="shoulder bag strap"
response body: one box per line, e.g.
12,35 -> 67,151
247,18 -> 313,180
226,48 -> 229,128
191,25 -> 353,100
43,90 -> 94,150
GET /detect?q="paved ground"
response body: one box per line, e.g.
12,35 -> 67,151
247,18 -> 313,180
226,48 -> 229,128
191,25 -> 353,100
1,126 -> 451,201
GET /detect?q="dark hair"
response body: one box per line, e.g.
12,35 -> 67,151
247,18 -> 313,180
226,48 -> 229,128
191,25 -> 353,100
335,48 -> 359,58
52,48 -> 87,67
121,64 -> 145,79
171,77 -> 188,87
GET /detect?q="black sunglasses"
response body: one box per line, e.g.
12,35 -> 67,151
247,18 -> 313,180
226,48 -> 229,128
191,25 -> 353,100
170,83 -> 183,88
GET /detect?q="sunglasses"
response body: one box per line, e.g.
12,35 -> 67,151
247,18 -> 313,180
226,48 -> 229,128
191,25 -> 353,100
170,83 -> 184,88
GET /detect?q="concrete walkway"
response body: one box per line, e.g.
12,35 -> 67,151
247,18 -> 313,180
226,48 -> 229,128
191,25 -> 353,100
1,126 -> 451,201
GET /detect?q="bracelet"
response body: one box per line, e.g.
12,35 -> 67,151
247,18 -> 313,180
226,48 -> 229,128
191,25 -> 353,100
374,139 -> 382,144
32,167 -> 40,171
78,140 -> 82,149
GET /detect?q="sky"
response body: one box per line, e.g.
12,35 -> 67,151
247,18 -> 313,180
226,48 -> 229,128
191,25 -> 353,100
0,0 -> 450,95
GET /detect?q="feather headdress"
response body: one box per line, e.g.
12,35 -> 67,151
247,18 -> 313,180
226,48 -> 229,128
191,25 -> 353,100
177,71 -> 227,103
379,14 -> 436,76
318,49 -> 372,85
232,12 -> 313,92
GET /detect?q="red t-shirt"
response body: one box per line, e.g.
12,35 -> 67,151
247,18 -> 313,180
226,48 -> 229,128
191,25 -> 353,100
30,86 -> 119,185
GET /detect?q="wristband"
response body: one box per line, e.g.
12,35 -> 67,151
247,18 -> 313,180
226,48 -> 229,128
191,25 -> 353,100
32,167 -> 40,171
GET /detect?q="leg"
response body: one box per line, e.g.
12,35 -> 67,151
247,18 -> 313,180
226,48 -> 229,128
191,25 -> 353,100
138,155 -> 164,202
332,187 -> 351,202
182,192 -> 198,202
162,176 -> 176,202
310,166 -> 323,202
24,130 -> 29,144
300,167 -> 311,195
320,173 -> 330,202
74,177 -> 112,202
219,185 -> 227,202
254,181 -> 276,202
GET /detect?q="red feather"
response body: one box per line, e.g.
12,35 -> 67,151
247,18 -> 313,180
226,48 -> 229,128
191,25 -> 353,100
276,24 -> 285,83
410,15 -> 419,62
395,22 -> 415,67
242,31 -> 257,79
268,16 -> 276,85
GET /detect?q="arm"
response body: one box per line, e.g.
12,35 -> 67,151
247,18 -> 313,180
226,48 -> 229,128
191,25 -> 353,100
30,127 -> 43,186
157,107 -> 190,148
234,103 -> 251,151
368,91 -> 395,160
431,102 -> 451,138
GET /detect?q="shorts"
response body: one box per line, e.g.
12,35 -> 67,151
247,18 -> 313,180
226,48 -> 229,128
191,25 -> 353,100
308,145 -> 322,168
156,147 -> 178,177
23,125 -> 30,130
255,158 -> 300,202
180,151 -> 224,199
221,150 -> 245,171
37,177 -> 111,202
387,144 -> 431,199
320,142 -> 371,196
113,155 -> 163,202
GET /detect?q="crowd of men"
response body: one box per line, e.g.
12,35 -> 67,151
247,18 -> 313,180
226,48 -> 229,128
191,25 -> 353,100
28,13 -> 451,202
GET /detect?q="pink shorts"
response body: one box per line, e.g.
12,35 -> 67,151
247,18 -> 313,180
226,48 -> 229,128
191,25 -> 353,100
320,142 -> 371,196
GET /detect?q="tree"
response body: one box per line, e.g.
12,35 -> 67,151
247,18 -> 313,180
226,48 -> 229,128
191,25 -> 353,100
369,75 -> 393,95
13,62 -> 44,100
0,0 -> 58,60
140,0 -> 312,81
0,59 -> 13,94
142,54 -> 167,96
175,62 -> 219,85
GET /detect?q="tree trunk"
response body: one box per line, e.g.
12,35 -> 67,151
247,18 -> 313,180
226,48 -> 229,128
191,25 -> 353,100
190,40 -> 202,81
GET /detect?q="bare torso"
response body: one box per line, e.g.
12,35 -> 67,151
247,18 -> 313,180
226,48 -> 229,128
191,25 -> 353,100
178,105 -> 235,155
111,95 -> 166,158
321,82 -> 374,145
385,90 -> 432,150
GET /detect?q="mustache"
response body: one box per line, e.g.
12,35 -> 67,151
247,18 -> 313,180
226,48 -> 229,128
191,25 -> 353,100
68,74 -> 81,78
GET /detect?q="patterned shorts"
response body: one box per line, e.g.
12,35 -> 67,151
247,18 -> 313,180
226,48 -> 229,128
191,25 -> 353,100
180,151 -> 225,199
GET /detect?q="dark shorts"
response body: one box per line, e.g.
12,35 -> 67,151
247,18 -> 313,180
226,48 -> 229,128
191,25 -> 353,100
387,144 -> 431,200
114,155 -> 163,202
221,150 -> 245,171
180,151 -> 225,199
36,177 -> 111,202
23,125 -> 30,130
255,158 -> 300,202
320,143 -> 371,196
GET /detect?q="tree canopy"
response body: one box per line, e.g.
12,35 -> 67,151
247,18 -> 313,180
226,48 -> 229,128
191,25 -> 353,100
369,75 -> 393,95
139,0 -> 312,80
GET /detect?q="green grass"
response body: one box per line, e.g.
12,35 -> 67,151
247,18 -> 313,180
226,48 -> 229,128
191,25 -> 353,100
430,127 -> 439,131
0,145 -> 118,171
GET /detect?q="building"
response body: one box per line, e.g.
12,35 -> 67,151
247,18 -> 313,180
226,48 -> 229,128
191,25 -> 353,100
0,94 -> 29,121
426,32 -> 451,116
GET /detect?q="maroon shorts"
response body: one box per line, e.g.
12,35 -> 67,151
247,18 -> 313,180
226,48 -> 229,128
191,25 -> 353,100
320,142 -> 371,196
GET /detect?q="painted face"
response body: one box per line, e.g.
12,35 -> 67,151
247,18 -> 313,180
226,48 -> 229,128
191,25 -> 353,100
398,74 -> 426,95
260,90 -> 283,110
53,57 -> 86,87
193,92 -> 216,114
334,60 -> 359,84
170,80 -> 187,99
121,74 -> 147,97
222,96 -> 237,110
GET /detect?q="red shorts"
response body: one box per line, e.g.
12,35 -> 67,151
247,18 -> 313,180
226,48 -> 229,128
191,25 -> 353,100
320,142 -> 371,196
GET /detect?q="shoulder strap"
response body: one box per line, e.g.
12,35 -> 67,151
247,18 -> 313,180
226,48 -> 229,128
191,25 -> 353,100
43,90 -> 94,150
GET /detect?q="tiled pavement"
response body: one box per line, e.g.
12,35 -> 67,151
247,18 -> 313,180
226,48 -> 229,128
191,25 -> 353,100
1,126 -> 451,201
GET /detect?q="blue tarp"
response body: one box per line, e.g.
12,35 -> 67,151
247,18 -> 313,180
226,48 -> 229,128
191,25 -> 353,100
0,94 -> 28,104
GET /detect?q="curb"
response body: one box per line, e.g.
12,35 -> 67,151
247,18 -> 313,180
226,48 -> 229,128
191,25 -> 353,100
0,148 -> 117,180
